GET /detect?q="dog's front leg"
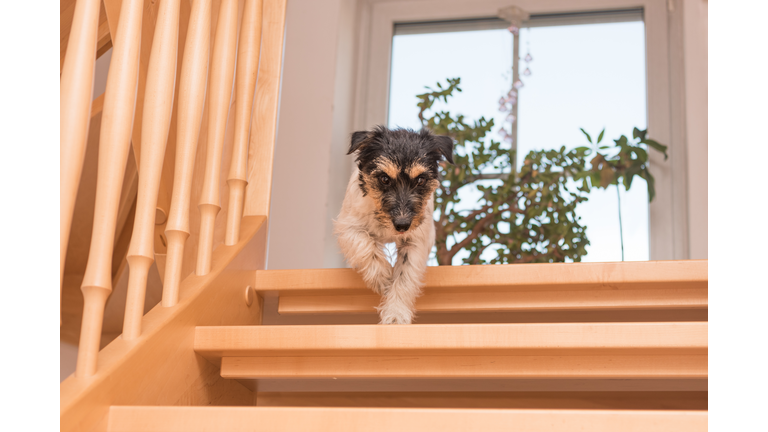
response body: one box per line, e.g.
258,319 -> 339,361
335,223 -> 392,295
379,225 -> 433,324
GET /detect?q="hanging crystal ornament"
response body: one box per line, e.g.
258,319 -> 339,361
522,37 -> 533,78
513,79 -> 524,89
507,25 -> 519,35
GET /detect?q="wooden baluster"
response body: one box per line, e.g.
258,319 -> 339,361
60,0 -> 101,321
162,0 -> 212,307
121,0 -> 181,340
224,0 -> 263,246
243,0 -> 287,218
195,0 -> 238,275
77,0 -> 144,378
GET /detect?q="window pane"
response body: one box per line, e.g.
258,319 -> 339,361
388,18 -> 648,264
517,22 -> 648,262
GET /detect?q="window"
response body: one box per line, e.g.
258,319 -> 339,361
387,11 -> 651,263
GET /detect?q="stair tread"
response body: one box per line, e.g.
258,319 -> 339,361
195,322 -> 708,356
256,260 -> 708,293
194,322 -> 707,381
107,406 -> 708,432
255,260 -> 708,315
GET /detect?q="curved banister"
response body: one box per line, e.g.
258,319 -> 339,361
163,0 -> 212,308
77,0 -> 144,378
225,0 -> 264,246
62,0 -> 286,427
196,0 -> 239,276
63,0 -> 285,403
122,0 -> 181,341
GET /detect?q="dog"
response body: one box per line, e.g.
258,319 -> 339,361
334,126 -> 454,324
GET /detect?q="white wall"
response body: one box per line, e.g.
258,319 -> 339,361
266,0 -> 358,269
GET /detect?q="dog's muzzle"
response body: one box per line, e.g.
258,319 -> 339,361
393,218 -> 412,233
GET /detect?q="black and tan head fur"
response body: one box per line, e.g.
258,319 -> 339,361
348,126 -> 453,234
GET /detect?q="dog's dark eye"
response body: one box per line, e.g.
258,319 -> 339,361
379,174 -> 391,185
416,176 -> 425,186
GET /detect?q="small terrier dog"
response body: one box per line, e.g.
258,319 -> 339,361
334,126 -> 453,324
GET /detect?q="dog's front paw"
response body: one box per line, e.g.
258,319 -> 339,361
378,300 -> 414,324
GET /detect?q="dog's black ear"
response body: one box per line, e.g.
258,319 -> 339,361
348,131 -> 371,155
432,135 -> 454,164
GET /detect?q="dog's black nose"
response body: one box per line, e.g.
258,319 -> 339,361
394,221 -> 411,232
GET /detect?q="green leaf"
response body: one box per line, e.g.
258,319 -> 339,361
580,128 -> 592,144
597,128 -> 605,144
642,139 -> 669,160
643,167 -> 656,201
633,127 -> 647,140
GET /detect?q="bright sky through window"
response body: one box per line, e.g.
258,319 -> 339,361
388,19 -> 648,264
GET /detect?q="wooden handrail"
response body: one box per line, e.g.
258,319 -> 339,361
195,0 -> 239,276
60,0 -> 101,320
225,0 -> 264,246
122,0 -> 180,341
162,0 -> 212,308
77,0 -> 144,378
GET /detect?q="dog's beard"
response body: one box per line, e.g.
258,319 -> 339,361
373,196 -> 432,235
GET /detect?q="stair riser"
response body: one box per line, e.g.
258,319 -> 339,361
221,355 -> 707,379
278,288 -> 708,315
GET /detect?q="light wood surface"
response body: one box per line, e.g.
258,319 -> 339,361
251,377 -> 707,393
60,0 -> 111,72
255,391 -> 708,410
61,216 -> 267,432
152,1 -> 193,259
91,93 -> 105,118
78,0 -> 144,378
60,119 -> 143,347
279,287 -> 707,315
258,260 -> 708,294
259,260 -> 708,315
243,0 -> 287,217
106,406 -> 708,432
195,322 -> 708,357
223,354 -> 706,379
60,0 -> 101,320
196,0 -> 239,276
122,0 -> 181,341
225,0 -> 264,246
163,0 -> 212,307
106,0 -> 181,236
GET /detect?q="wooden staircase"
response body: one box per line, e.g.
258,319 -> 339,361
60,0 -> 707,430
62,257 -> 708,431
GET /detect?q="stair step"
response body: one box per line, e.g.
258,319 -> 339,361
107,406 -> 707,432
194,322 -> 707,380
255,261 -> 707,315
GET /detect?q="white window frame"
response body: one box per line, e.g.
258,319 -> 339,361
351,0 -> 689,260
